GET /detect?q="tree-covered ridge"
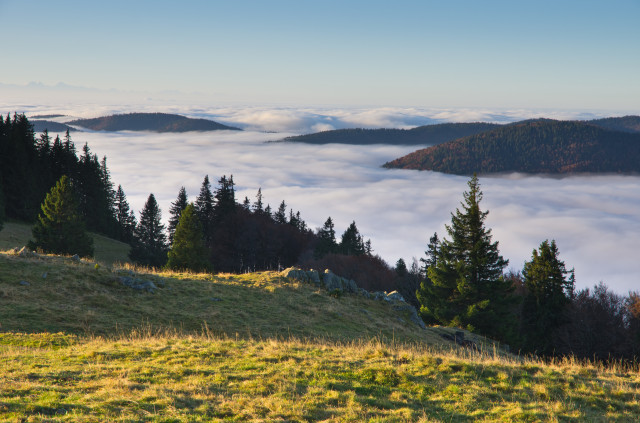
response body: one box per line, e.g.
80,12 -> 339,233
384,119 -> 640,175
280,122 -> 500,145
68,112 -> 241,132
587,115 -> 640,133
30,120 -> 76,134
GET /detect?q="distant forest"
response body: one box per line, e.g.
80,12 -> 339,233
281,122 -> 500,145
385,118 -> 640,174
68,112 -> 241,132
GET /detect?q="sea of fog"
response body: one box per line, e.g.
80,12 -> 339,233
5,102 -> 640,294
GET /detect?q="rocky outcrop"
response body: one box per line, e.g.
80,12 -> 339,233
281,267 -> 426,329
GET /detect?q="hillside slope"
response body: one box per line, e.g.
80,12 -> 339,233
68,112 -> 241,132
1,252 -> 638,421
280,122 -> 500,145
588,115 -> 640,133
385,120 -> 640,175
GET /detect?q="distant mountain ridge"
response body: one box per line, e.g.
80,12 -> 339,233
384,118 -> 640,175
68,112 -> 241,132
280,122 -> 501,145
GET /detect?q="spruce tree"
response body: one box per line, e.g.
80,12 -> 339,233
340,221 -> 365,256
195,175 -> 215,244
315,216 -> 337,257
28,175 -> 94,257
114,185 -> 136,242
521,239 -> 575,354
166,203 -> 211,272
274,200 -> 287,224
129,193 -> 168,268
168,186 -> 188,244
252,187 -> 264,214
422,175 -> 515,341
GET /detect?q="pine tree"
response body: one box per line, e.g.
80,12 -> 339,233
274,200 -> 287,224
521,239 -> 575,354
168,186 -> 188,244
194,175 -> 215,244
340,221 -> 365,256
166,203 -> 211,272
252,188 -> 264,214
129,193 -> 168,268
422,175 -> 515,341
213,175 -> 236,220
28,175 -> 94,257
416,232 -> 440,324
315,216 -> 337,257
114,185 -> 136,242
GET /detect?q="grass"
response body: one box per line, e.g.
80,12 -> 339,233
0,247 -> 639,421
0,220 -> 130,265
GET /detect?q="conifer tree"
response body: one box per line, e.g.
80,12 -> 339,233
195,175 -> 215,243
28,175 -> 94,257
340,221 -> 365,256
252,187 -> 264,214
213,175 -> 236,220
114,185 -> 136,242
315,216 -> 337,257
129,193 -> 168,268
521,239 -> 575,354
421,175 -> 515,341
166,203 -> 211,272
168,186 -> 188,244
274,200 -> 287,224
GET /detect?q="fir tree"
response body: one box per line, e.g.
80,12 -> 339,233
213,175 -> 236,220
114,185 -> 136,242
315,216 -> 337,257
274,200 -> 287,224
252,187 -> 264,214
129,193 -> 168,268
416,232 -> 440,324
166,203 -> 211,272
340,221 -> 365,256
422,175 -> 515,341
194,175 -> 215,244
28,175 -> 94,257
168,186 -> 188,244
521,239 -> 575,354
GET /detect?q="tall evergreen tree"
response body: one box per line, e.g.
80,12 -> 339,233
521,239 -> 575,354
416,232 -> 440,324
28,175 -> 94,257
168,186 -> 189,244
213,175 -> 236,220
340,221 -> 365,256
129,193 -> 168,268
252,187 -> 264,214
195,175 -> 215,243
315,216 -> 337,257
114,185 -> 136,242
274,200 -> 287,224
166,203 -> 211,272
421,175 -> 515,341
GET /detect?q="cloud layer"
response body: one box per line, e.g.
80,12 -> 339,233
66,128 -> 640,295
5,101 -> 639,294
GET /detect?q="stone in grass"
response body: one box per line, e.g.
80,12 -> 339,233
19,280 -> 30,286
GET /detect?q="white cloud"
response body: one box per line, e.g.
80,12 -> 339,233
62,127 -> 640,295
7,100 -> 639,294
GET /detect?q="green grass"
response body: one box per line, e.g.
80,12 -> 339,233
0,250 -> 639,421
0,221 -> 130,265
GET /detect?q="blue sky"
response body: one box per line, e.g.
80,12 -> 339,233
1,0 -> 639,109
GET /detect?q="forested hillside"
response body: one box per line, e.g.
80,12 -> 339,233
588,115 -> 640,133
281,122 -> 500,145
385,119 -> 640,174
68,112 -> 241,132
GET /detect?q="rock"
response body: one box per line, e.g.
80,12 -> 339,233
118,276 -> 157,293
19,280 -> 30,286
358,288 -> 371,299
307,270 -> 321,285
70,254 -> 80,262
392,303 -> 427,329
16,246 -> 38,258
386,291 -> 405,302
210,297 -> 222,302
372,291 -> 387,301
322,270 -> 344,292
344,279 -> 358,293
42,272 -> 47,279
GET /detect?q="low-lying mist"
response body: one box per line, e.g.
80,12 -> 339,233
71,128 -> 640,295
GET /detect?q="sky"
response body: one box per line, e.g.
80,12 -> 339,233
1,0 -> 639,110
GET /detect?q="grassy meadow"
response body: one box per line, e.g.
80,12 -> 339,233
0,224 -> 639,421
